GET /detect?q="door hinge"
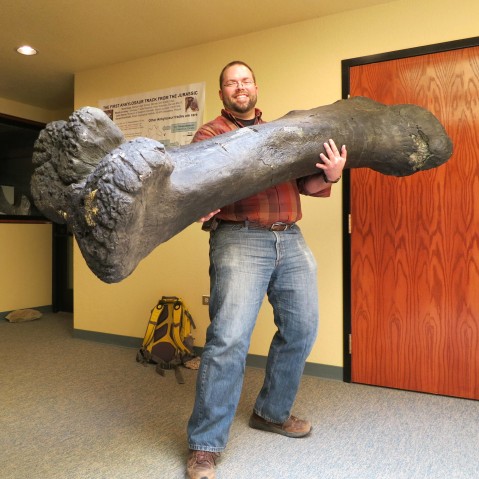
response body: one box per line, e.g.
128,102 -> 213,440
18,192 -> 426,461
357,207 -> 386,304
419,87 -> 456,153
348,333 -> 352,355
348,214 -> 352,234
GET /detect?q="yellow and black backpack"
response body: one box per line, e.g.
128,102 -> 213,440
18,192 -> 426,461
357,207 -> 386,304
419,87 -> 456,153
136,296 -> 196,383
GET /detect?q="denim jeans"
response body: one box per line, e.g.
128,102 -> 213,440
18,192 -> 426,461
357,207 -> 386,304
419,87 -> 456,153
187,223 -> 319,452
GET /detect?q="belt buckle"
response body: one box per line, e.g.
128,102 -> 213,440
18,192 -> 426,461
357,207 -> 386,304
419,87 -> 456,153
270,222 -> 289,231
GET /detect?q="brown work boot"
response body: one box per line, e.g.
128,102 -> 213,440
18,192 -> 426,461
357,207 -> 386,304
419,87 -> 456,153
186,449 -> 220,479
249,412 -> 312,438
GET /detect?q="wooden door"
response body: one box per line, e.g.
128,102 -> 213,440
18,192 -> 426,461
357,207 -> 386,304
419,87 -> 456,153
348,45 -> 479,399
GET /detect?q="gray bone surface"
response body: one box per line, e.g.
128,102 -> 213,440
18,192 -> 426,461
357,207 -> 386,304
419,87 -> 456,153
31,96 -> 453,283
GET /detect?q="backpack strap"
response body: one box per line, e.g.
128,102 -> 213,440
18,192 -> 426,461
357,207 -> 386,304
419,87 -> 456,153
155,361 -> 185,384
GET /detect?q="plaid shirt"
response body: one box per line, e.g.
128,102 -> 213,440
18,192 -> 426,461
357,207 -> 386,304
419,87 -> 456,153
192,108 -> 330,225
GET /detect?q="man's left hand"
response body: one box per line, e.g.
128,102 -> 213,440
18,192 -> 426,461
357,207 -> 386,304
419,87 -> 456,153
317,139 -> 347,182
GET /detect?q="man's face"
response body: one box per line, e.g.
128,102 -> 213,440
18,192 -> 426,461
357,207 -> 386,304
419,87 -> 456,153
219,65 -> 258,118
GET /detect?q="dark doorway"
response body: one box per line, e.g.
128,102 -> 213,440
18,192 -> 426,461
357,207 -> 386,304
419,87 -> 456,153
52,223 -> 73,312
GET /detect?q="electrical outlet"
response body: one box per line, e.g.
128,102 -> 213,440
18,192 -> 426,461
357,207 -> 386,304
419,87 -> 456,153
202,295 -> 210,305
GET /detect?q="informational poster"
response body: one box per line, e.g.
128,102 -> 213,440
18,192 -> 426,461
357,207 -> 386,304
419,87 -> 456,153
98,82 -> 205,147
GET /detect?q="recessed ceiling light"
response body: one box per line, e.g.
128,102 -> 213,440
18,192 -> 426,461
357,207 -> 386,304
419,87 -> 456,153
16,45 -> 38,56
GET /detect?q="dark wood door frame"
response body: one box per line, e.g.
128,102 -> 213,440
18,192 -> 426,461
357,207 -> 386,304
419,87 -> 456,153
341,35 -> 479,383
52,223 -> 73,313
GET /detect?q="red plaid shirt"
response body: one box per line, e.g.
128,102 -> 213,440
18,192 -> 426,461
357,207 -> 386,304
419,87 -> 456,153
192,108 -> 330,224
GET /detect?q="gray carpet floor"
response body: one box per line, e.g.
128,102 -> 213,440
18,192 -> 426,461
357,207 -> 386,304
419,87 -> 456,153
1,312 -> 478,478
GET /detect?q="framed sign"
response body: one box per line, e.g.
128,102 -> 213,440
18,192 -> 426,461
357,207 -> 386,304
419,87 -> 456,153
98,82 -> 205,146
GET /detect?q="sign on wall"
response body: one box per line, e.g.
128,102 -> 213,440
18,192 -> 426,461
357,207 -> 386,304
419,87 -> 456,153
99,82 -> 205,147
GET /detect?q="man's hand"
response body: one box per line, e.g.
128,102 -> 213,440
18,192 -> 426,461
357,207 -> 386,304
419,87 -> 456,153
301,139 -> 347,194
197,209 -> 221,223
317,139 -> 347,182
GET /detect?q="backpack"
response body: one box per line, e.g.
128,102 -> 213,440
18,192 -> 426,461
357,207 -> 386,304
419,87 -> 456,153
136,296 -> 196,383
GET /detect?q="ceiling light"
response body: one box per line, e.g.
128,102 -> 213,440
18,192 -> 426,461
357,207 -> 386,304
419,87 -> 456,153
16,45 -> 38,56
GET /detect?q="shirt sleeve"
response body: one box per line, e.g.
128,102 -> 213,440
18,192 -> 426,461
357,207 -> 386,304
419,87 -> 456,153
297,175 -> 332,198
192,125 -> 216,143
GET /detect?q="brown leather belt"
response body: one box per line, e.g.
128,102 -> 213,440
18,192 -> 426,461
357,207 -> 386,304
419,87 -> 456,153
220,220 -> 295,231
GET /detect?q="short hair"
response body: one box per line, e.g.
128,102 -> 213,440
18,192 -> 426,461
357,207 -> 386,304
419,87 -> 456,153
219,61 -> 256,88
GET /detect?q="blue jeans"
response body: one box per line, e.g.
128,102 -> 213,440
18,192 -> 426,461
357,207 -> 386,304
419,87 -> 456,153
187,223 -> 319,452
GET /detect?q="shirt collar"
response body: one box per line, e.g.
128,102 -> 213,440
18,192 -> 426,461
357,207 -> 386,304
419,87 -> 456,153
221,108 -> 263,127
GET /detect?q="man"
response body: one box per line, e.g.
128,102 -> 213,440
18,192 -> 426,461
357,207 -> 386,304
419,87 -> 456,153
186,61 -> 347,479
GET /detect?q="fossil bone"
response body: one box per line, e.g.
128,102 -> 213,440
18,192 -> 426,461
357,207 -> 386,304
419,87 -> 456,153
31,96 -> 453,283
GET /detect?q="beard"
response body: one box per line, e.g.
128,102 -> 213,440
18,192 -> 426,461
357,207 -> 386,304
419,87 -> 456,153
223,90 -> 257,115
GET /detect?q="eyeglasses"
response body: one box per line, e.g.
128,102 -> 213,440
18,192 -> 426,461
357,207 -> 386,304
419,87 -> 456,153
223,79 -> 255,88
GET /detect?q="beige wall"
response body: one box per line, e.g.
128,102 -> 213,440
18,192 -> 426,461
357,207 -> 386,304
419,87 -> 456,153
0,97 -> 70,124
73,0 -> 479,367
0,223 -> 52,312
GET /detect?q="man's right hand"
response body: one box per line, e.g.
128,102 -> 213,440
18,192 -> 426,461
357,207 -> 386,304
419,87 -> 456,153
197,209 -> 221,223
